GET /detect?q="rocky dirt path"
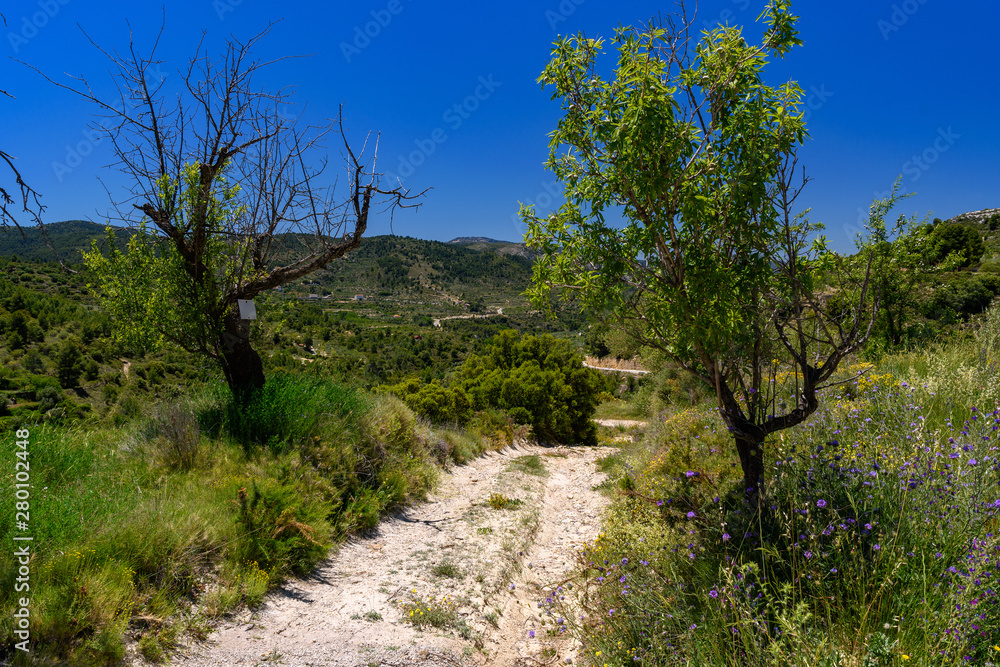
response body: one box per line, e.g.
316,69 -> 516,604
170,442 -> 613,667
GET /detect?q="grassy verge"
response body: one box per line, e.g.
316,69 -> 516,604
551,308 -> 1000,666
0,373 -> 500,665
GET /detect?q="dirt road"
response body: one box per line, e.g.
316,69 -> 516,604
168,443 -> 612,667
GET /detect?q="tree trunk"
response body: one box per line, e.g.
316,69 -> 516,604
734,432 -> 765,503
220,308 -> 265,403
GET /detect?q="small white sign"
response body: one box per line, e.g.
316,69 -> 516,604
238,299 -> 257,320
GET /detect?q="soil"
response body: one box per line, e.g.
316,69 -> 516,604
164,442 -> 614,667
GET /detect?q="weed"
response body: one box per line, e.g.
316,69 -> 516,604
151,401 -> 201,470
397,594 -> 458,630
431,560 -> 463,579
488,493 -> 524,510
506,454 -> 547,477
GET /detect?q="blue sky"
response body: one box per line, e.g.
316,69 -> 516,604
3,0 -> 998,253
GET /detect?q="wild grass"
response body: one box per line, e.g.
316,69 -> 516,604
0,372 -> 499,665
549,305 -> 1000,666
506,454 -> 548,477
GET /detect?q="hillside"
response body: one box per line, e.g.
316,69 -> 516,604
270,234 -> 534,311
0,221 -> 536,311
0,219 -> 133,263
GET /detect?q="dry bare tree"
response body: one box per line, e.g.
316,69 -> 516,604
1,13 -> 45,231
32,24 -> 424,399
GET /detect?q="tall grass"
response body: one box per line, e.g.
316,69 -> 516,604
553,306 -> 1000,666
0,372 -> 494,665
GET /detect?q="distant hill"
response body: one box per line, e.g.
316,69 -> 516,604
945,207 -> 1000,256
448,236 -> 515,244
947,207 -> 1000,226
0,221 -> 535,311
447,236 -> 536,261
0,220 -> 134,263
274,234 -> 534,309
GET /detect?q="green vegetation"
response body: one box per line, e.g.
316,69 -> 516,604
545,303 -> 1000,665
0,221 -> 585,663
2,4 -> 999,665
0,368 -> 505,664
926,222 -> 986,267
487,493 -> 524,510
388,330 -> 603,445
522,1 -> 898,495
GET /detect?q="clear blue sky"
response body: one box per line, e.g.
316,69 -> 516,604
3,0 -> 998,253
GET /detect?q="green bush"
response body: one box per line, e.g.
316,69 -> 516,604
56,336 -> 84,388
456,330 -> 602,444
928,223 -> 985,267
385,377 -> 473,425
203,373 -> 367,454
922,274 -> 1000,322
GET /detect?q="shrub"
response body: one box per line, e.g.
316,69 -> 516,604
457,330 -> 602,444
922,275 -> 1000,322
56,337 -> 84,388
928,223 -> 985,267
36,385 -> 63,411
385,377 -> 472,425
151,401 -> 201,470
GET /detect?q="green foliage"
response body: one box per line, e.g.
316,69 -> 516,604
488,492 -> 524,510
521,2 -> 912,493
566,331 -> 1000,665
81,163 -> 240,357
56,336 -> 84,387
385,330 -> 602,444
921,274 -> 1000,323
457,330 -> 601,444
203,373 -> 367,454
386,377 -> 473,425
233,482 -> 329,575
862,210 -> 934,350
523,4 -> 807,372
927,222 -> 985,267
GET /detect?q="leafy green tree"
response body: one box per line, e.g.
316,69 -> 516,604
56,337 -> 85,388
387,377 -> 473,425
61,28 -> 422,400
864,202 -> 934,350
928,223 -> 985,268
387,330 -> 603,445
522,2 -> 891,496
457,330 -> 602,445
